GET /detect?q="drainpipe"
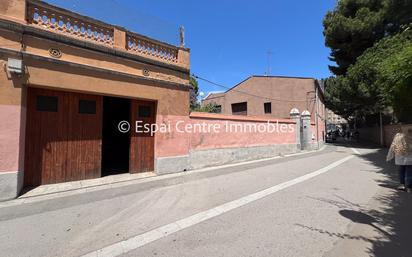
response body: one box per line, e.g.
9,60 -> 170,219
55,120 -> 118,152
323,97 -> 327,142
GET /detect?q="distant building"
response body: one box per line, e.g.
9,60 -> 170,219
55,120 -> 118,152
202,75 -> 325,123
326,109 -> 347,125
202,92 -> 225,112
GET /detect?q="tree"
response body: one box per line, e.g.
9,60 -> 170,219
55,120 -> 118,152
325,29 -> 412,122
323,0 -> 412,75
324,0 -> 412,123
378,32 -> 412,122
192,102 -> 221,113
324,0 -> 386,75
324,76 -> 358,120
189,76 -> 200,110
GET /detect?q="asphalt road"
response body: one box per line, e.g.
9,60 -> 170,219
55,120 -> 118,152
0,143 -> 407,257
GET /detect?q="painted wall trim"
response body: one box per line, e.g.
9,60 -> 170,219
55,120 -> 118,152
190,112 -> 296,124
0,47 -> 190,92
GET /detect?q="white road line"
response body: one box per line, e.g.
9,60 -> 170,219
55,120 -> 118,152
351,147 -> 361,155
82,154 -> 355,257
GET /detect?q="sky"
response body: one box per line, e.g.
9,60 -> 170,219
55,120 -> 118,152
46,0 -> 337,98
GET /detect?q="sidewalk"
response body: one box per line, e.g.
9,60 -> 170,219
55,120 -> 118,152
325,147 -> 412,257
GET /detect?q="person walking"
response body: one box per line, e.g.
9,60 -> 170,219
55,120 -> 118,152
387,127 -> 412,193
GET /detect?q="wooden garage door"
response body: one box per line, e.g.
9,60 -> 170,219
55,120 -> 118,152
24,88 -> 102,186
129,100 -> 156,173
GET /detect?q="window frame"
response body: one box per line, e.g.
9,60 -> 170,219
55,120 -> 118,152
78,99 -> 97,114
36,95 -> 58,112
264,102 -> 272,114
231,102 -> 247,116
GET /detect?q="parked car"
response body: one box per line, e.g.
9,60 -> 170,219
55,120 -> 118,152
326,131 -> 337,142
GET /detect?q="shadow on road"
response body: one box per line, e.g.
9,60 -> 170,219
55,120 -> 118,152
356,146 -> 412,257
338,209 -> 391,238
295,223 -> 375,243
299,139 -> 411,256
328,139 -> 412,257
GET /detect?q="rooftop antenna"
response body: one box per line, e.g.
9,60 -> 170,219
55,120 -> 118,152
266,50 -> 272,76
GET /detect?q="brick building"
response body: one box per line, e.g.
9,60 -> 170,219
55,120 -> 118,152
202,75 -> 326,146
202,75 -> 325,121
326,108 -> 347,125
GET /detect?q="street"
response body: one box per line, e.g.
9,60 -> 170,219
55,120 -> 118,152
1,143 -> 410,257
0,1 -> 411,256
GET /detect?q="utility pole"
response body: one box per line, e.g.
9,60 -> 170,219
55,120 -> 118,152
380,112 -> 384,146
315,85 -> 319,150
266,50 -> 272,76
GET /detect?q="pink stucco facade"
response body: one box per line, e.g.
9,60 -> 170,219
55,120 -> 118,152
155,112 -> 297,158
0,104 -> 26,173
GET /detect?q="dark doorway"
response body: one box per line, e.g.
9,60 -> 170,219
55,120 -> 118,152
102,96 -> 131,176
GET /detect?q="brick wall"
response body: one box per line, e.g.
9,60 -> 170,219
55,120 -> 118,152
358,124 -> 412,147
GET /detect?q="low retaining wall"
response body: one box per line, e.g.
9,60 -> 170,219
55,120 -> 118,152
358,124 -> 412,147
155,112 -> 299,174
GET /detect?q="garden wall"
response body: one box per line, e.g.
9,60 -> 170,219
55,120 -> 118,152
155,112 -> 300,174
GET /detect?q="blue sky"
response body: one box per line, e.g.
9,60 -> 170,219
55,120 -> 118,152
46,0 -> 337,97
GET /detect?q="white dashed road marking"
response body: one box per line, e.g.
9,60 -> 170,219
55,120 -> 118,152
82,154 -> 355,257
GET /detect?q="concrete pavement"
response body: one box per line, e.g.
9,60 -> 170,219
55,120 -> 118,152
0,144 -> 407,257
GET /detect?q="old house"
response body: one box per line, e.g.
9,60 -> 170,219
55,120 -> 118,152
0,0 -> 190,200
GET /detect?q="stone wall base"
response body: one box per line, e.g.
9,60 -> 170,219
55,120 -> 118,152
0,170 -> 23,201
156,143 -> 299,175
155,155 -> 189,175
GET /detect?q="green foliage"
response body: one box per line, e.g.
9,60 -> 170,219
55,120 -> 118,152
325,76 -> 358,120
378,36 -> 412,122
324,0 -> 412,123
323,0 -> 412,75
325,30 -> 412,122
193,102 -> 221,113
189,76 -> 200,110
323,0 -> 386,75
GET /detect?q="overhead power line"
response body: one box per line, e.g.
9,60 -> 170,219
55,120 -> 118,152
192,74 -> 311,103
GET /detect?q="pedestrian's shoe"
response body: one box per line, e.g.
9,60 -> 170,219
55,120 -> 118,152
397,184 -> 406,191
406,188 -> 412,194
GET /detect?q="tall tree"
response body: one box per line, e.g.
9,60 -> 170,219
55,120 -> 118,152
189,76 -> 200,110
324,0 -> 385,75
323,0 -> 412,76
325,29 -> 412,122
378,31 -> 412,122
323,0 -> 412,123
